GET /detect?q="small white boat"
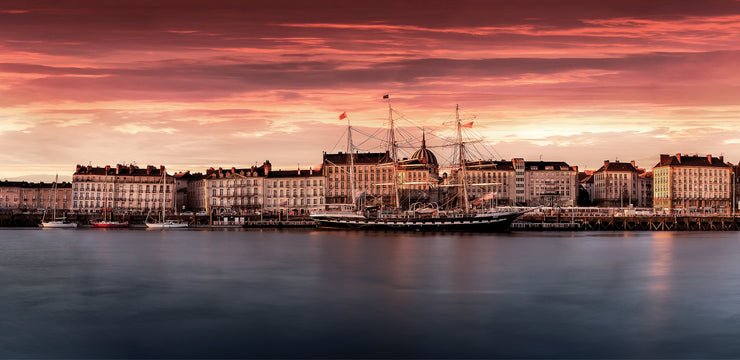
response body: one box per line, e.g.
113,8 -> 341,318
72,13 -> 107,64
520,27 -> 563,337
145,170 -> 188,229
146,220 -> 188,229
39,220 -> 78,229
40,174 -> 77,229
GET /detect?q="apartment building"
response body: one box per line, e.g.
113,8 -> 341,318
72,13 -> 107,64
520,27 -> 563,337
202,163 -> 269,214
264,169 -> 325,215
458,159 -> 578,206
72,164 -> 175,214
653,154 -> 731,214
0,181 -> 72,211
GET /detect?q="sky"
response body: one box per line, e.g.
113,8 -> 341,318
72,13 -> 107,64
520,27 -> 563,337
2,0 -> 740,180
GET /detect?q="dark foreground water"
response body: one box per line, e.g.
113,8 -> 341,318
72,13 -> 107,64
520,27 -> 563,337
1,229 -> 739,358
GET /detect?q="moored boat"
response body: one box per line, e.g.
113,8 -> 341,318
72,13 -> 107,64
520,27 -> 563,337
91,220 -> 129,228
145,170 -> 188,229
40,174 -> 77,229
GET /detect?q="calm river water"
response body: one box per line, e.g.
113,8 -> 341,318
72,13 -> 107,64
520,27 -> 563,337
1,229 -> 739,358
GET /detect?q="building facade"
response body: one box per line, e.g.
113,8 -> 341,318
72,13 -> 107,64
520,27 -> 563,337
593,160 -> 642,207
323,151 -> 393,205
202,163 -> 269,215
264,169 -> 325,215
653,154 -> 731,214
0,181 -> 72,211
72,164 -> 175,214
323,139 -> 442,208
459,159 -> 578,206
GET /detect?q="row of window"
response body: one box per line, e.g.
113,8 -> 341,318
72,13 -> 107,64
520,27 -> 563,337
74,184 -> 171,192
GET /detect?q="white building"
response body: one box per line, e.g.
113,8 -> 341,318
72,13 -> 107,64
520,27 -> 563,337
264,168 -> 325,215
72,164 -> 175,214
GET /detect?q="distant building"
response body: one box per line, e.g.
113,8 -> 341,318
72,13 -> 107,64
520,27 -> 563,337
0,180 -> 72,211
323,151 -> 393,205
72,164 -> 175,214
653,154 -> 731,214
457,159 -> 578,206
201,162 -> 270,215
637,171 -> 653,208
593,160 -> 642,207
264,168 -> 325,215
578,171 -> 594,206
323,137 -> 442,208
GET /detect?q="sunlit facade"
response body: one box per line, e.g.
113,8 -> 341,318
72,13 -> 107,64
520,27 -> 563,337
653,154 -> 731,214
72,164 -> 175,214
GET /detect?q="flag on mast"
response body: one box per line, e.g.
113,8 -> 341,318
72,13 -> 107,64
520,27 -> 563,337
339,112 -> 347,120
462,121 -> 474,128
383,94 -> 389,99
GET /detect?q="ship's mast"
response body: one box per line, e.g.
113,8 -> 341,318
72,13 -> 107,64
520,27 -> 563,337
388,98 -> 401,209
52,174 -> 58,220
456,104 -> 470,212
346,115 -> 356,206
161,169 -> 166,222
103,172 -> 108,221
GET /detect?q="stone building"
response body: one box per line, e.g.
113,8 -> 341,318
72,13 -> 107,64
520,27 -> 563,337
653,154 -> 731,214
323,138 -> 441,208
264,168 -> 325,215
72,164 -> 175,214
457,159 -> 578,207
592,160 -> 642,207
0,180 -> 72,211
201,162 -> 270,215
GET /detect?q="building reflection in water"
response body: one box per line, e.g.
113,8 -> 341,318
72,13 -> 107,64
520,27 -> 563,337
646,232 -> 674,331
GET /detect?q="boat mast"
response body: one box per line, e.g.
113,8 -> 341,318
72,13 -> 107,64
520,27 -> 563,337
103,172 -> 108,221
388,98 -> 401,209
161,169 -> 166,222
52,174 -> 58,220
346,115 -> 356,206
456,104 -> 470,212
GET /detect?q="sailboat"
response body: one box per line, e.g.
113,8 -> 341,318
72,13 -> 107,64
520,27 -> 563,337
91,172 -> 128,228
146,169 -> 188,229
39,174 -> 78,229
311,99 -> 527,231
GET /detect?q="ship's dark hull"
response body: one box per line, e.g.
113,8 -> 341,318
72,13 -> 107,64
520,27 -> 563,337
312,212 -> 524,232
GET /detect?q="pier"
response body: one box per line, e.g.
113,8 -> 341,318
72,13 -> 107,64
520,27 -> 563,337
518,213 -> 740,231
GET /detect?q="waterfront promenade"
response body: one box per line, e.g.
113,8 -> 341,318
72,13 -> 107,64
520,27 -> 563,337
4,210 -> 740,231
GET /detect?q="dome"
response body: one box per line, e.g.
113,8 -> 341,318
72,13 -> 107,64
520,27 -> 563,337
411,133 -> 438,166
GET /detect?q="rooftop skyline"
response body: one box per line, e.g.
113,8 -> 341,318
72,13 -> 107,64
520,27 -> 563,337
2,0 -> 740,181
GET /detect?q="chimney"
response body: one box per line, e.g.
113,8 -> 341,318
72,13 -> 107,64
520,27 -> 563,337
630,160 -> 635,167
603,160 -> 610,169
720,155 -> 724,163
146,165 -> 154,174
105,165 -> 111,174
76,164 -> 82,172
129,164 -> 135,172
707,155 -> 712,164
87,165 -> 92,172
231,167 -> 236,174
116,164 -> 122,174
160,165 -> 165,173
676,153 -> 681,163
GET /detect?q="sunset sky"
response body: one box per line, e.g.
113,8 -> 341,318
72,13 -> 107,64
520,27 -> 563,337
2,0 -> 740,180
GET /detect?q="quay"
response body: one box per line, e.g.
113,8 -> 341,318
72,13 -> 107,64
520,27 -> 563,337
519,213 -> 740,231
4,211 -> 740,231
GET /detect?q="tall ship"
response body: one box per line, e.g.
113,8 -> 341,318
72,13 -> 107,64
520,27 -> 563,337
311,97 -> 527,231
39,174 -> 78,229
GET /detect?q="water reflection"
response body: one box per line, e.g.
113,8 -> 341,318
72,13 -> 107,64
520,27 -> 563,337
646,232 -> 674,333
1,229 -> 740,358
